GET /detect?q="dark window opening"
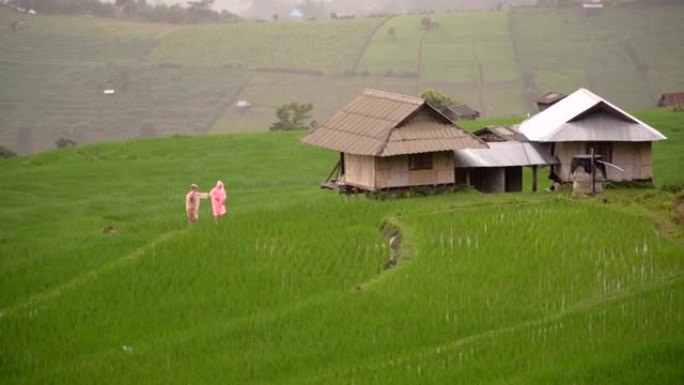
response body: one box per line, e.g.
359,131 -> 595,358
409,153 -> 433,170
587,142 -> 613,163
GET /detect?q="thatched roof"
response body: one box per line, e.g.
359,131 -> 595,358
300,89 -> 486,156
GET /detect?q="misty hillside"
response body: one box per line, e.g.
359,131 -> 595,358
1,3 -> 683,154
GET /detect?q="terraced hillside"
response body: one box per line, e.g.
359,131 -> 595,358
0,8 -> 249,154
146,18 -> 386,73
1,4 -> 684,154
510,5 -> 684,111
358,12 -> 524,118
1,109 -> 683,384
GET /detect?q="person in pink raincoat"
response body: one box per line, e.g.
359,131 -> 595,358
209,180 -> 227,219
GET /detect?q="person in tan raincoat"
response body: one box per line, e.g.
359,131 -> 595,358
185,184 -> 208,223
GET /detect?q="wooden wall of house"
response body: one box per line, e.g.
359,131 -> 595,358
375,155 -> 408,189
611,142 -> 652,181
555,142 -> 653,182
343,153 -> 375,190
375,151 -> 454,190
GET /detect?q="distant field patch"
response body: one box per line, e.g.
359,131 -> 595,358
0,62 -> 249,153
211,72 -> 418,134
357,12 -> 523,118
356,15 -> 424,75
510,6 -> 684,111
145,18 -> 385,73
0,8 -> 172,64
421,12 -> 519,83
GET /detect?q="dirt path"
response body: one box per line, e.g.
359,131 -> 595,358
415,29 -> 430,93
471,44 -> 486,115
352,16 -> 393,73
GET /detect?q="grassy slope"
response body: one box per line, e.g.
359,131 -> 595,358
1,110 -> 683,384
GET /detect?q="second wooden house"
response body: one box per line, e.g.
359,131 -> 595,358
300,89 -> 487,192
519,88 -> 667,183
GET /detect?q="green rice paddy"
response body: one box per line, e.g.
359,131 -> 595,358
1,109 -> 683,382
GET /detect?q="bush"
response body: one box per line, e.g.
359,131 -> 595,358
0,145 -> 17,159
661,180 -> 684,194
605,180 -> 655,189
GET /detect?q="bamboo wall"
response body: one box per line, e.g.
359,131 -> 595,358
611,142 -> 652,181
555,142 -> 653,182
343,153 -> 375,190
376,151 -> 455,190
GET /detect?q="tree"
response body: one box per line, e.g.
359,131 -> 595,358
188,0 -> 214,10
0,145 -> 17,159
420,89 -> 455,110
55,137 -> 77,149
269,102 -> 315,131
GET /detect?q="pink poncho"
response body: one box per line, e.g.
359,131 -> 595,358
210,181 -> 227,217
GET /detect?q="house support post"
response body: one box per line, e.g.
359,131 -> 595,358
532,165 -> 538,192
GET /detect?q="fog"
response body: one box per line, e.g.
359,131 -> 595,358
133,0 -> 539,18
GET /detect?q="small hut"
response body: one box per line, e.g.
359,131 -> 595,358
443,104 -> 480,121
534,91 -> 566,112
300,89 -> 487,192
519,88 -> 667,183
657,92 -> 684,108
473,125 -> 529,143
454,126 -> 557,193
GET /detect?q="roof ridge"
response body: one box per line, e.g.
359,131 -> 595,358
363,88 -> 423,105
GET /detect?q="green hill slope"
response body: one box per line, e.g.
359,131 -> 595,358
1,109 -> 683,384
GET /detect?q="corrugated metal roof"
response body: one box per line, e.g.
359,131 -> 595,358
301,89 -> 487,156
519,88 -> 667,142
454,142 -> 558,168
474,125 -> 528,142
658,92 -> 684,107
444,104 -> 479,116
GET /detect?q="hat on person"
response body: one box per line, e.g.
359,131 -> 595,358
190,183 -> 198,189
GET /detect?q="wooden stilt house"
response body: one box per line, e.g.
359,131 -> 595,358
300,89 -> 487,192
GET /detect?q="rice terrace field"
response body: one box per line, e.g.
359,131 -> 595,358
1,2 -> 684,383
1,108 -> 684,383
